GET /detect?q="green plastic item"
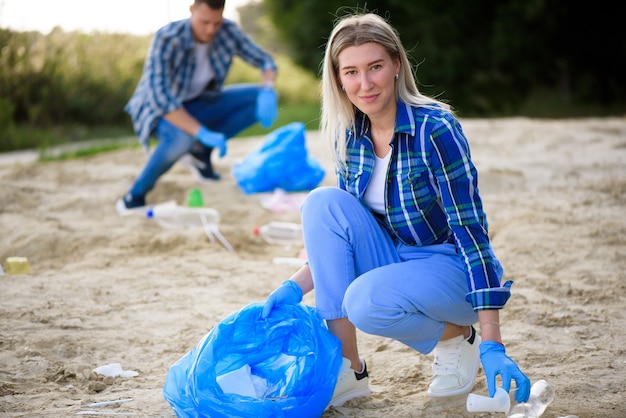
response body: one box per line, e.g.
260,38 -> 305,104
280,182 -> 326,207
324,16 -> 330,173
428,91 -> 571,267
187,188 -> 204,207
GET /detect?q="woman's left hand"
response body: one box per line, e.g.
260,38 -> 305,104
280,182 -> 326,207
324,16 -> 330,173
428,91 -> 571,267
479,340 -> 531,403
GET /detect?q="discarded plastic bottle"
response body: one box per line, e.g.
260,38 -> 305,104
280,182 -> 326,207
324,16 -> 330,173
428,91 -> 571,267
146,201 -> 233,252
507,380 -> 555,418
146,201 -> 220,228
253,221 -> 303,246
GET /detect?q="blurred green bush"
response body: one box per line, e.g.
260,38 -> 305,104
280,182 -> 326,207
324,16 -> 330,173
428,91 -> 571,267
0,28 -> 320,152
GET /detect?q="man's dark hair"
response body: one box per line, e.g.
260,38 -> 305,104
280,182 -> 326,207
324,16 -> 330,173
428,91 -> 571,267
195,0 -> 225,9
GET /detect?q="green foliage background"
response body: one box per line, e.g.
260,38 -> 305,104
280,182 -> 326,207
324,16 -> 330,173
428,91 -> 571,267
0,24 -> 319,152
1,0 -> 624,153
265,0 -> 626,116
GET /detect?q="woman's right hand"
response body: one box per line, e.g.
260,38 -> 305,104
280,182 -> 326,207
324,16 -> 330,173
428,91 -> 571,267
261,279 -> 303,318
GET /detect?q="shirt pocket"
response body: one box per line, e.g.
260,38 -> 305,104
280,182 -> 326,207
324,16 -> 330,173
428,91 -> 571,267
343,166 -> 365,195
397,168 -> 438,211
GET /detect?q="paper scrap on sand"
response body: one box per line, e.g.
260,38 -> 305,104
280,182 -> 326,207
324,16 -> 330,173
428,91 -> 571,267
92,363 -> 138,378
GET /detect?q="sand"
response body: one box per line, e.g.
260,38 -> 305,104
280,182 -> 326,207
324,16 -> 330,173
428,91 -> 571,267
1,117 -> 625,417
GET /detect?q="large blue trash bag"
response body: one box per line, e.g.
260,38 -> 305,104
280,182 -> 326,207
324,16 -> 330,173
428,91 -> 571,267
232,122 -> 326,194
163,302 -> 343,418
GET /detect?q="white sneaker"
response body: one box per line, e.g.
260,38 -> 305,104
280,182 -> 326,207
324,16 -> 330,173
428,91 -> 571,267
328,357 -> 371,407
427,326 -> 481,397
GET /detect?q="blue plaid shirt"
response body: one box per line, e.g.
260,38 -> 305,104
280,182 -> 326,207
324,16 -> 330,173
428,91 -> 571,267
337,101 -> 512,310
125,18 -> 277,148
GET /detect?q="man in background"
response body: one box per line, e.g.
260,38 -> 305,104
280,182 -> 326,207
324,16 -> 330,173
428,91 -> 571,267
118,0 -> 278,213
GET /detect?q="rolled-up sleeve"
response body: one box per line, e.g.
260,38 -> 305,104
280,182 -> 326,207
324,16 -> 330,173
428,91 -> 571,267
466,280 -> 513,310
428,115 -> 511,310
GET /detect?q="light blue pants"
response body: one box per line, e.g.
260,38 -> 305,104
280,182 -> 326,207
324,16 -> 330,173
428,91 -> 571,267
129,84 -> 260,197
301,187 -> 478,354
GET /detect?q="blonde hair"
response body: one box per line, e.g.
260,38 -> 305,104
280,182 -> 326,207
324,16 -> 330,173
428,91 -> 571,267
320,13 -> 451,171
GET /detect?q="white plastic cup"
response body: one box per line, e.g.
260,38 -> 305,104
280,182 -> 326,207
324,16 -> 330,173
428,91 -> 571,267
467,387 -> 511,413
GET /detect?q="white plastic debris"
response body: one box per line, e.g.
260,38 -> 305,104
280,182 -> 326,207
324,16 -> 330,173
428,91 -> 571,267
92,363 -> 138,378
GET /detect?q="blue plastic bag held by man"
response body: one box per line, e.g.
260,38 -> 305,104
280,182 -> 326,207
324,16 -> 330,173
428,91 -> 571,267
232,122 -> 326,194
163,303 -> 343,418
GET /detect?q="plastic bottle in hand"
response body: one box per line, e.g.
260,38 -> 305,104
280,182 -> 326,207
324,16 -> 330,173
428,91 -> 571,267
507,380 -> 555,418
253,221 -> 303,246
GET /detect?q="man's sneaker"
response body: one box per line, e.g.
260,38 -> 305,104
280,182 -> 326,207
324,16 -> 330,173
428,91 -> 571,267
427,325 -> 481,397
328,357 -> 371,408
180,154 -> 221,182
116,192 -> 146,216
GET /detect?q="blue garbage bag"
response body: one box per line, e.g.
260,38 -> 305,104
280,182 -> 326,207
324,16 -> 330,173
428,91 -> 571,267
232,122 -> 326,194
163,303 -> 343,418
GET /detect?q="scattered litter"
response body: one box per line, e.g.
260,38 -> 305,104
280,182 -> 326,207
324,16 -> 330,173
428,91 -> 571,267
4,257 -> 30,274
87,399 -> 133,407
92,363 -> 138,378
259,189 -> 308,213
146,201 -> 234,252
253,221 -> 303,246
77,398 -> 135,415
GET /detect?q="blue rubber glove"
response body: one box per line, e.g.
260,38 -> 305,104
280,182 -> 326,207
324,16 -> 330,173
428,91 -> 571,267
196,126 -> 227,158
480,341 -> 531,403
255,86 -> 278,128
261,279 -> 302,318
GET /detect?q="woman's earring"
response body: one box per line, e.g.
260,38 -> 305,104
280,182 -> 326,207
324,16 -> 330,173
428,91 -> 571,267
341,85 -> 345,91
395,73 -> 399,80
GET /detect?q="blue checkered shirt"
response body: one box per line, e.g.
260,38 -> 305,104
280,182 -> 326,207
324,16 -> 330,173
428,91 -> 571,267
125,18 -> 277,148
337,101 -> 512,310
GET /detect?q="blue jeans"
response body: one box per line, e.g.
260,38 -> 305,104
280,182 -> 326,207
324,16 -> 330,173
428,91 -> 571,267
301,187 -> 478,354
129,84 -> 261,198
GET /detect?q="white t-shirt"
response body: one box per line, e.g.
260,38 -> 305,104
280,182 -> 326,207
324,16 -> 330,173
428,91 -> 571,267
363,150 -> 391,214
184,42 -> 215,101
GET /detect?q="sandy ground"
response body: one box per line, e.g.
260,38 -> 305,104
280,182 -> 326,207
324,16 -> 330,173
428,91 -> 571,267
1,117 -> 625,417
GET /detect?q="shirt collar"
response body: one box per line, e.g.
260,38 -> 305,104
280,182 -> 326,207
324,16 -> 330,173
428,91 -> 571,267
181,19 -> 196,51
354,100 -> 416,139
395,100 -> 416,136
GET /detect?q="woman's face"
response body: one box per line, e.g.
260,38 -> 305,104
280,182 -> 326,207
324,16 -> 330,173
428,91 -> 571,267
337,42 -> 400,119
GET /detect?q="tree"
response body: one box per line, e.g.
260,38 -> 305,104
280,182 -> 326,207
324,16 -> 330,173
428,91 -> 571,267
264,0 -> 626,116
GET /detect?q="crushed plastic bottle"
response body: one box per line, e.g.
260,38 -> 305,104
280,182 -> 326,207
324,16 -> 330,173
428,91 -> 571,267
147,201 -> 233,252
253,221 -> 303,246
507,380 -> 555,418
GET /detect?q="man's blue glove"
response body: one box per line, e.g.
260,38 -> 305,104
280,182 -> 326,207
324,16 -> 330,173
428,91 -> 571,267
480,341 -> 531,403
261,279 -> 302,319
255,86 -> 278,128
196,126 -> 227,158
